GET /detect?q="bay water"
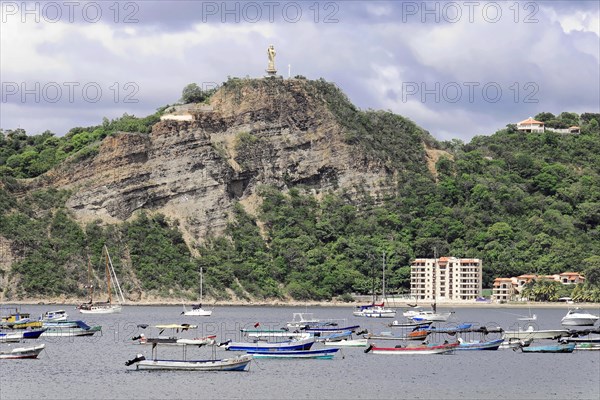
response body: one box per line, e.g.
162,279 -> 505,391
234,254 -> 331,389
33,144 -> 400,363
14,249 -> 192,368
1,305 -> 599,400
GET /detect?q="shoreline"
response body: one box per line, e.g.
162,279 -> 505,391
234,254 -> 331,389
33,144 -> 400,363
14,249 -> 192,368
2,298 -> 599,309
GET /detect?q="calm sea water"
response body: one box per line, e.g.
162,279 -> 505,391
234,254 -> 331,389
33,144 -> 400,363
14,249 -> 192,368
1,305 -> 599,400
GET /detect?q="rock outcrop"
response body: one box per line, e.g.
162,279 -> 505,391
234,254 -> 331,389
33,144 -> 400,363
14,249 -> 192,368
40,78 -> 422,244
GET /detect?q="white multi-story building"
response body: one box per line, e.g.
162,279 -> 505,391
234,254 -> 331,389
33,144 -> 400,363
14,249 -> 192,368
410,257 -> 483,301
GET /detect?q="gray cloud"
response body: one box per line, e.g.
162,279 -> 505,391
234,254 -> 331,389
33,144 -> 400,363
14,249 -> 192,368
1,1 -> 598,142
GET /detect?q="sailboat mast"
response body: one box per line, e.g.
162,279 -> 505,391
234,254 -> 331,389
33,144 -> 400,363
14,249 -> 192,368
371,258 -> 375,304
200,267 -> 203,303
87,254 -> 93,303
105,246 -> 112,305
382,251 -> 386,300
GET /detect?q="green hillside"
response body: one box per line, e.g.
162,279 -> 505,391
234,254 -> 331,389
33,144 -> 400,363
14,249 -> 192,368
1,80 -> 599,302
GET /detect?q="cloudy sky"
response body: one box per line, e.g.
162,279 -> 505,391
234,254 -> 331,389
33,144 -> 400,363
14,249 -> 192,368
1,1 -> 599,142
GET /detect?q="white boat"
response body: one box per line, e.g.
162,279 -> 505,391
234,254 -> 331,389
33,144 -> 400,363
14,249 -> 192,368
182,267 -> 212,316
40,310 -> 68,322
132,324 -> 201,345
561,308 -> 599,326
128,355 -> 253,371
503,326 -> 569,340
408,310 -> 453,322
0,343 -> 45,359
354,305 -> 397,318
125,344 -> 252,371
78,246 -> 125,314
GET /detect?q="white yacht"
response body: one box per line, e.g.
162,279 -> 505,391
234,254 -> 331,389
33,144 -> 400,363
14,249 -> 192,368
561,308 -> 599,326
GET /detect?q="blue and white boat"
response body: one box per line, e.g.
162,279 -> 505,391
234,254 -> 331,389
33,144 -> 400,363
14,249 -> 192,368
457,338 -> 503,351
519,343 -> 576,353
246,348 -> 339,359
41,320 -> 101,337
222,337 -> 315,352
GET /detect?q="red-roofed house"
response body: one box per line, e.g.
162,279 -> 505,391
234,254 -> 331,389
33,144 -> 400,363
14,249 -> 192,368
557,272 -> 585,284
517,117 -> 545,133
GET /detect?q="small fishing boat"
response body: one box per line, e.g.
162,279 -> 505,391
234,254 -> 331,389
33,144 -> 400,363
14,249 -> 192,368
0,328 -> 47,343
303,325 -> 360,333
246,348 -> 339,359
41,320 -> 101,337
365,328 -> 429,341
40,310 -> 68,322
456,338 -> 503,351
389,320 -> 432,328
125,343 -> 252,371
222,337 -> 315,352
364,341 -> 458,355
241,329 -> 310,340
408,310 -> 453,322
561,308 -> 599,326
518,343 -> 575,353
0,343 -> 45,359
499,338 -> 533,350
503,326 -> 569,340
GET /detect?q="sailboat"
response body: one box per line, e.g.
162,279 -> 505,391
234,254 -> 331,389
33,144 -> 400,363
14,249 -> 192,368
353,252 -> 396,318
182,267 -> 212,316
517,305 -> 537,322
78,245 -> 125,314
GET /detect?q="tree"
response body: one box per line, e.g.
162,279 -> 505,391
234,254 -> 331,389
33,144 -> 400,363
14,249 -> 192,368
534,112 -> 555,122
180,83 -> 215,104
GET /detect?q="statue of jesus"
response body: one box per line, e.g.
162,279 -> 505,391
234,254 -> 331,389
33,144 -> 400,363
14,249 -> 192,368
266,44 -> 277,74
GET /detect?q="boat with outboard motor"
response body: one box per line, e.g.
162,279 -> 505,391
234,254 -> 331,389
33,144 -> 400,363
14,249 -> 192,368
125,341 -> 252,371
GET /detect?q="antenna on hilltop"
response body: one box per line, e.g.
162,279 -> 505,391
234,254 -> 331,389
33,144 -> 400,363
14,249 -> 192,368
288,64 -> 291,79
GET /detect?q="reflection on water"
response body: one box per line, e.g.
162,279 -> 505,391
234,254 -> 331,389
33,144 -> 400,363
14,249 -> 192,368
1,305 -> 599,400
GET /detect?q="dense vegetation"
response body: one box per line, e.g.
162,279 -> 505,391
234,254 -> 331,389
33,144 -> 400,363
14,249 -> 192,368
1,79 -> 599,302
0,111 -> 165,179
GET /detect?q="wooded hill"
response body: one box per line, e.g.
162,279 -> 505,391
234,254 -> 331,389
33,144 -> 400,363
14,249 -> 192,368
1,78 -> 599,302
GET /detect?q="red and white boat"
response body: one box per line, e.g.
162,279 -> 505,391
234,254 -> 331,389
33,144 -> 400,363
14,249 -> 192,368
364,342 -> 458,355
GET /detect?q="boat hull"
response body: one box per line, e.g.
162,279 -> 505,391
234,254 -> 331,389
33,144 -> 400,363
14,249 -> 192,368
79,305 -> 122,314
520,343 -> 575,353
561,317 -> 599,326
457,339 -> 503,351
134,355 -> 252,371
246,348 -> 339,359
225,338 -> 315,352
366,343 -> 458,355
182,310 -> 212,316
41,321 -> 101,337
0,344 -> 45,359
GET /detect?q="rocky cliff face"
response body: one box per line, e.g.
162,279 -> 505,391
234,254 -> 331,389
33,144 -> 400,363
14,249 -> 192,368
41,78 -> 421,244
